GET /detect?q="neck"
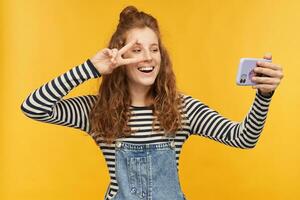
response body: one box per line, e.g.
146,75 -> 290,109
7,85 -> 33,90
129,84 -> 153,107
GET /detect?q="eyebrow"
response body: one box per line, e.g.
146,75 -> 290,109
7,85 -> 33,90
135,42 -> 158,46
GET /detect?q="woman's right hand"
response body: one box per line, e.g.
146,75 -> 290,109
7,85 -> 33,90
90,39 -> 145,75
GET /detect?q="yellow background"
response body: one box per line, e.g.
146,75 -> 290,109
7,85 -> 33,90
1,0 -> 299,199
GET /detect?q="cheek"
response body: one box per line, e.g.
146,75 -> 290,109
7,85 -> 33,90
155,55 -> 161,69
155,53 -> 161,64
125,65 -> 136,78
156,65 -> 161,75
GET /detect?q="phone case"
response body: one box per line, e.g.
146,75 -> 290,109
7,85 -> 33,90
236,58 -> 272,86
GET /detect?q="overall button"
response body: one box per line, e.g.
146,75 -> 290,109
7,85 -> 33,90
141,191 -> 146,197
138,191 -> 146,199
115,141 -> 122,148
170,141 -> 175,148
130,187 -> 136,194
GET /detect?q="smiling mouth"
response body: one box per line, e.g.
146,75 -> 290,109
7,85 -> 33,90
137,66 -> 155,73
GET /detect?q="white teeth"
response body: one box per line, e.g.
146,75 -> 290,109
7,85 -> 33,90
138,66 -> 154,71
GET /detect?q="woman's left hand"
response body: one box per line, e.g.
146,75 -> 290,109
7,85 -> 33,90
251,53 -> 284,96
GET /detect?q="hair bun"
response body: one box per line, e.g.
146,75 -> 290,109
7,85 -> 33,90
119,6 -> 138,22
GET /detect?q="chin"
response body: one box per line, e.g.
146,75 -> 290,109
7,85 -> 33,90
138,79 -> 156,86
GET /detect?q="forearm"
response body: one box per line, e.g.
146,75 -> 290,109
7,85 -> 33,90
20,59 -> 101,117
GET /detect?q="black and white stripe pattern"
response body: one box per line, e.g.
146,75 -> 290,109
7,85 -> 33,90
20,59 -> 273,200
20,59 -> 100,132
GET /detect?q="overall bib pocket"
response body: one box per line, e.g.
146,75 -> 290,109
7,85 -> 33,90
112,140 -> 186,200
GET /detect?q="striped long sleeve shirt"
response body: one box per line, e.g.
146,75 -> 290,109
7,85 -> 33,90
20,59 -> 273,200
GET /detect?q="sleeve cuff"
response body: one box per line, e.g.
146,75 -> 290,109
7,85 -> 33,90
257,89 -> 274,100
86,59 -> 101,77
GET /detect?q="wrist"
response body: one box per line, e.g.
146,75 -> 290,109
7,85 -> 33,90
258,89 -> 274,98
86,59 -> 101,77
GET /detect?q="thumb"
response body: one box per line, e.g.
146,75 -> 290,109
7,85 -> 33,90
263,52 -> 272,60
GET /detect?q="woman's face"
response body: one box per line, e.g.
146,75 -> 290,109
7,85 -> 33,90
122,27 -> 161,90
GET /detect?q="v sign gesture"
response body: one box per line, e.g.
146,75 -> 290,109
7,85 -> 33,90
90,39 -> 147,75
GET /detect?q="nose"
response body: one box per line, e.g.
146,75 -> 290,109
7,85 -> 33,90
143,50 -> 152,61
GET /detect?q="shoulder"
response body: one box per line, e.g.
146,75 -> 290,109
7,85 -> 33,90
178,92 -> 204,106
178,92 -> 209,112
86,94 -> 98,104
72,94 -> 98,108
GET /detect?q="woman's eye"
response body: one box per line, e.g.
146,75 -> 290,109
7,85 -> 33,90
132,49 -> 141,53
152,48 -> 159,52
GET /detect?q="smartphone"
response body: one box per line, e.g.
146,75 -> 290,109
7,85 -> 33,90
236,58 -> 272,86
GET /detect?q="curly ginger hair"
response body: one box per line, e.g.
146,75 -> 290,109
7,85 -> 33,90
89,6 -> 184,144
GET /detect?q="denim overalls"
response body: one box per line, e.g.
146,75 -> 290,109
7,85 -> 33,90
108,135 -> 186,200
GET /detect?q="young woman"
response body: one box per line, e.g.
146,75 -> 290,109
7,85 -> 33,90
21,5 -> 283,200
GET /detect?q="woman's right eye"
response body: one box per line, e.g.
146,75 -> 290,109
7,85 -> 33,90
132,49 -> 141,53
